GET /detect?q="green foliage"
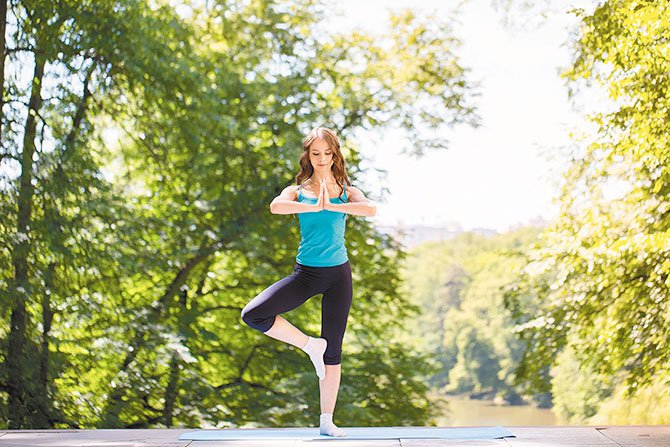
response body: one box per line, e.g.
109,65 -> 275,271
550,340 -> 614,424
502,0 -> 670,423
400,227 -> 546,405
589,376 -> 670,425
0,0 -> 479,429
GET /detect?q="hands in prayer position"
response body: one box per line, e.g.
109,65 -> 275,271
315,178 -> 334,212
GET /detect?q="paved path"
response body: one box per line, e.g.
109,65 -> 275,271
0,426 -> 668,446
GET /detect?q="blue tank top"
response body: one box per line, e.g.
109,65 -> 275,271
295,183 -> 349,267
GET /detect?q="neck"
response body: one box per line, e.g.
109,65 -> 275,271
309,172 -> 336,183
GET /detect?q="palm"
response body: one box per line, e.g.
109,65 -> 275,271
320,180 -> 327,210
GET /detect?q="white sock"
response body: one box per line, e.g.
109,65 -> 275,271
301,336 -> 327,380
319,413 -> 346,437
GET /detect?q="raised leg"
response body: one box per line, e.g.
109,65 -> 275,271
240,270 -> 327,380
264,315 -> 309,349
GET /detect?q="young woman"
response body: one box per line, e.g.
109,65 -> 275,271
240,126 -> 376,437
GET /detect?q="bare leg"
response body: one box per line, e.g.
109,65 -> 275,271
263,315 -> 309,349
319,364 -> 346,436
319,364 -> 341,413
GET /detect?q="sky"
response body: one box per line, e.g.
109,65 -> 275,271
322,0 -> 599,232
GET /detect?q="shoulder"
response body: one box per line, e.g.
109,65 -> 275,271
281,184 -> 301,192
346,185 -> 369,202
278,184 -> 300,201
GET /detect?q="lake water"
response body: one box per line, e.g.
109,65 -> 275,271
431,393 -> 558,426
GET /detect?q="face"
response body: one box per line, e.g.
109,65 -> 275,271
309,138 -> 334,172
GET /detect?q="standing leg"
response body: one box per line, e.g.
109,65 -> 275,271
318,262 -> 352,437
319,364 -> 342,414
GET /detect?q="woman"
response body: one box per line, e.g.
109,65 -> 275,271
241,126 -> 376,437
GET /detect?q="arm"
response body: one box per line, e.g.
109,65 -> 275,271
325,186 -> 377,217
270,185 -> 319,214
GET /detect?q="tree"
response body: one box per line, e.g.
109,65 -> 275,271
401,227 -> 545,404
0,0 -> 479,428
503,0 -> 670,405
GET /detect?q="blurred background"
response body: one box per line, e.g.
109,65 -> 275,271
1,0 -> 668,429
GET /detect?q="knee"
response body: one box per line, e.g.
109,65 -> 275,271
324,353 -> 342,365
240,307 -> 256,327
241,307 -> 275,333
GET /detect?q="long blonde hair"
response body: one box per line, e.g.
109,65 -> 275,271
295,127 -> 351,202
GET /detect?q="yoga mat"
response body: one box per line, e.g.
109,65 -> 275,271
179,425 -> 516,440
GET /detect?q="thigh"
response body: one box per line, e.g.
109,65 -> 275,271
242,268 -> 320,318
320,262 -> 353,339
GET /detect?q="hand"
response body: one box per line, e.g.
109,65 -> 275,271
313,179 -> 331,212
321,179 -> 331,209
314,179 -> 325,211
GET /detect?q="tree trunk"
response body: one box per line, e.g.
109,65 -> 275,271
7,42 -> 46,429
162,355 -> 180,427
99,244 -> 220,427
0,0 -> 7,139
38,263 -> 57,425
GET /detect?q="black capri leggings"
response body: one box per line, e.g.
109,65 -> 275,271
240,260 -> 353,365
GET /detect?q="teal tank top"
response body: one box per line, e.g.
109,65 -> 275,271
295,183 -> 349,267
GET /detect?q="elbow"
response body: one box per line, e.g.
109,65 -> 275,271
269,202 -> 277,214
